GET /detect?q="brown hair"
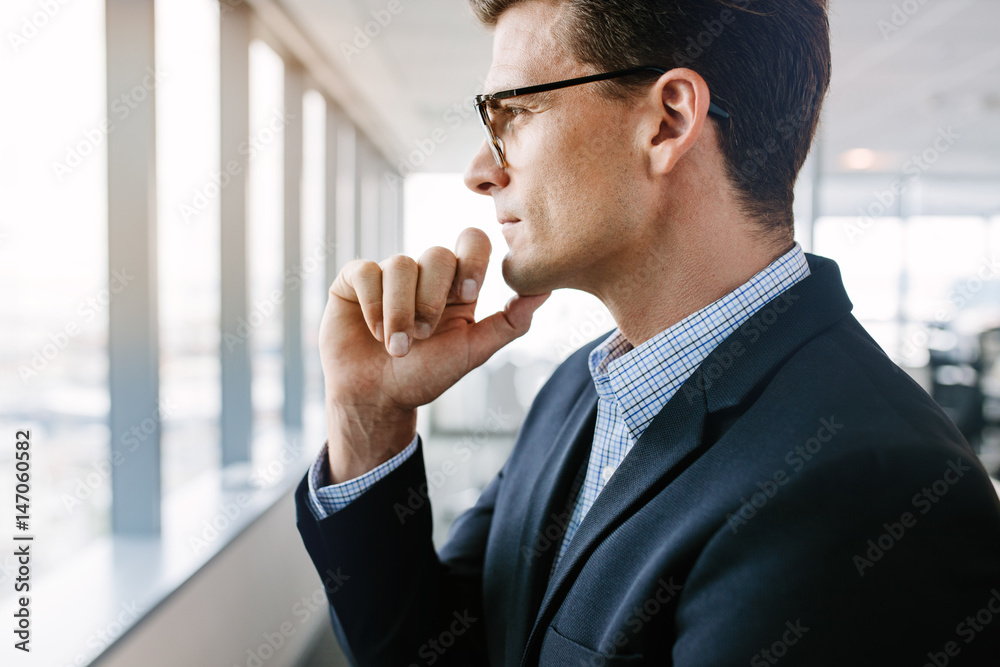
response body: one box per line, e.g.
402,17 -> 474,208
468,0 -> 831,239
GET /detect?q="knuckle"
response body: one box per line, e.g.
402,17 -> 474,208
414,299 -> 443,322
420,246 -> 457,270
382,253 -> 417,273
332,259 -> 379,294
355,259 -> 382,278
384,305 -> 414,326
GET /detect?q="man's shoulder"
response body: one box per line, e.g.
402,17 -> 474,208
702,313 -> 1000,550
724,313 -> 991,506
777,314 -> 959,440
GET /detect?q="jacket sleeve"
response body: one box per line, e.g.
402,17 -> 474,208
670,442 -> 1000,666
294,435 -> 500,666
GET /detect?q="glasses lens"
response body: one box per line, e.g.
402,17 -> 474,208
477,101 -> 505,168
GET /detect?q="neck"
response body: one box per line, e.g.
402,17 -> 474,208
592,217 -> 794,347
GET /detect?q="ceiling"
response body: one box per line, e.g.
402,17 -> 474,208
281,0 -> 1000,180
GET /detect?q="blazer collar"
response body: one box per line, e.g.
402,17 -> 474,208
517,252 -> 854,665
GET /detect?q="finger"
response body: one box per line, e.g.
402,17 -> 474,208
380,254 -> 419,357
331,259 -> 384,341
414,246 -> 458,339
451,227 -> 492,304
465,292 -> 551,368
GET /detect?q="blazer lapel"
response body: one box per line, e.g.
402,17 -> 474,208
498,379 -> 598,664
519,375 -> 711,666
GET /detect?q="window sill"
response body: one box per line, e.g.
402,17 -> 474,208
0,434 -> 318,667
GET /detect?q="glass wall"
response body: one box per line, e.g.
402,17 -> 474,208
247,39 -> 286,463
0,0 -> 403,585
0,0 -> 109,578
156,0 -> 222,495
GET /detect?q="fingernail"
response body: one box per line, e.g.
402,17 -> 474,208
389,332 -> 409,356
461,279 -> 478,301
375,322 -> 384,342
415,321 -> 431,339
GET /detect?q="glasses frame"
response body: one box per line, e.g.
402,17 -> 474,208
474,65 -> 732,169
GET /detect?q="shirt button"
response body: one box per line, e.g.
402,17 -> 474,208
601,464 -> 616,483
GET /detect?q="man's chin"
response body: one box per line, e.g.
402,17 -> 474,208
501,254 -> 556,296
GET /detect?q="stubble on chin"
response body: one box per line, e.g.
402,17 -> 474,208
501,251 -> 542,296
501,250 -> 563,296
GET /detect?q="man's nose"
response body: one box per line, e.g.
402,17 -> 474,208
463,138 -> 509,195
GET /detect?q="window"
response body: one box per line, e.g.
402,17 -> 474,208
156,0 -> 222,495
247,40 -> 286,462
0,0 -> 109,579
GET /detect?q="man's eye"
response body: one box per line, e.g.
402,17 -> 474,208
498,105 -> 526,118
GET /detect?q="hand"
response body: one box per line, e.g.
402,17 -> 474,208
319,227 -> 550,482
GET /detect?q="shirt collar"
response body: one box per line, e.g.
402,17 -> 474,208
587,242 -> 810,438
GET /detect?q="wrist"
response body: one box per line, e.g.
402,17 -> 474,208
325,401 -> 417,484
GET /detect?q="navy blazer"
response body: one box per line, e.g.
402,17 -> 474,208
295,253 -> 1000,666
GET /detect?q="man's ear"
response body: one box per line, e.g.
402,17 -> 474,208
643,69 -> 712,176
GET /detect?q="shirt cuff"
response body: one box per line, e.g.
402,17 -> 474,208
306,433 -> 420,520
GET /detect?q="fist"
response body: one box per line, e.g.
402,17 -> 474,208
318,227 -> 549,481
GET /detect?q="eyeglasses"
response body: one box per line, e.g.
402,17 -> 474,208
474,65 -> 731,169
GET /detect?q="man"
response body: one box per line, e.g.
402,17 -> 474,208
295,0 -> 1000,664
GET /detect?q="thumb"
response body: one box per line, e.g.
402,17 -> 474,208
465,292 -> 551,368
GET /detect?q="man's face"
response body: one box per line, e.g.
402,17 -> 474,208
464,0 -> 648,297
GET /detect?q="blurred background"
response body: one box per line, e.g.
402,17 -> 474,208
1,0 -> 998,665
